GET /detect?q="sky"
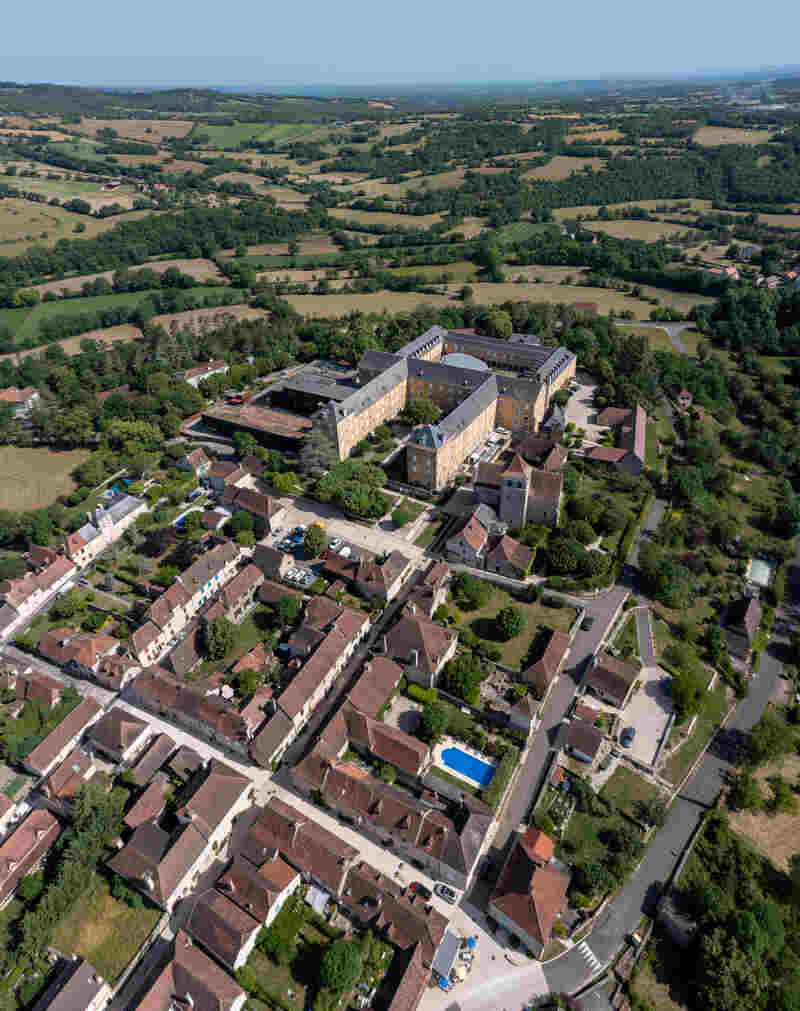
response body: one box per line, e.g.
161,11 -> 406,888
1,0 -> 798,88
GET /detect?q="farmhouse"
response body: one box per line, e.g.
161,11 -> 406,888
586,404 -> 647,476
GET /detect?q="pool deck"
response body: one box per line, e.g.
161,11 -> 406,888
433,737 -> 497,791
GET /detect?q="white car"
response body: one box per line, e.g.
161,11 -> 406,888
330,537 -> 343,550
338,546 -> 351,557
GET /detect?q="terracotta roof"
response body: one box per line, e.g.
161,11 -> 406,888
230,488 -> 278,521
240,797 -> 357,894
185,360 -> 228,381
0,386 -> 35,403
217,563 -> 263,609
15,671 -> 62,707
490,828 -> 569,948
135,930 -> 244,1011
231,642 -> 269,674
149,582 -> 190,629
503,453 -> 531,479
385,611 -> 457,675
250,710 -> 293,767
25,697 -> 103,775
323,554 -> 360,582
108,820 -> 207,907
39,629 -> 120,671
475,462 -> 505,488
520,828 -> 555,864
177,542 -> 239,596
584,652 -> 639,707
239,686 -> 273,733
356,551 -> 411,596
585,446 -> 627,463
176,759 -> 250,839
129,734 -> 177,787
530,467 -> 563,505
342,703 -> 429,777
252,545 -> 289,578
347,657 -> 403,719
596,407 -> 632,427
167,620 -> 203,678
133,621 -> 162,658
523,630 -> 571,693
515,435 -> 558,462
257,580 -> 303,606
303,596 -> 344,631
185,448 -> 211,469
456,514 -> 489,554
43,747 -> 94,802
88,706 -> 148,757
185,889 -> 260,968
169,745 -> 205,781
0,810 -> 60,904
125,773 -> 170,830
216,854 -> 298,923
566,719 -> 604,759
486,535 -> 534,573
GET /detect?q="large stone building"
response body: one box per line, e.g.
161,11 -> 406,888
318,326 -> 575,491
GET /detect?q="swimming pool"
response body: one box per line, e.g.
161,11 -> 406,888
749,558 -> 774,588
440,746 -> 495,789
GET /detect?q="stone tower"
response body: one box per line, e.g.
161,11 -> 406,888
499,454 -> 531,530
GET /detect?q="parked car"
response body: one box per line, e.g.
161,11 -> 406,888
581,615 -> 595,631
620,727 -> 636,749
330,537 -> 343,550
339,546 -> 352,557
408,881 -> 432,900
434,883 -> 458,904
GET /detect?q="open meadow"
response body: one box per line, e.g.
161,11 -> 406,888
523,156 -> 606,179
0,447 -> 90,510
78,118 -> 194,141
0,199 -> 157,257
692,126 -> 775,146
328,207 -> 443,228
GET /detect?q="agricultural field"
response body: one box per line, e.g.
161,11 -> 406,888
552,198 -> 712,221
692,126 -> 775,146
151,304 -> 267,332
444,216 -> 487,238
523,155 -> 606,180
1,175 -> 139,211
565,128 -> 626,143
582,219 -> 687,242
328,207 -> 443,228
78,117 -> 195,141
48,138 -> 112,163
261,185 -> 309,208
0,447 -> 90,510
32,258 -> 225,295
196,121 -> 328,148
0,324 -> 142,363
0,198 -> 156,257
286,291 -> 453,316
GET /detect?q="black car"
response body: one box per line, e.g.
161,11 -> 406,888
620,727 -> 636,749
581,615 -> 596,631
408,881 -> 432,900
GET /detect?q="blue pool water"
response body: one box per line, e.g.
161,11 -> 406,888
440,746 -> 495,788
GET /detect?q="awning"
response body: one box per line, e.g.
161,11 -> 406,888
431,930 -> 461,979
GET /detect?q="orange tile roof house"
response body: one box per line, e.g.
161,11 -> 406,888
39,628 -> 122,677
0,809 -> 60,905
23,697 -> 104,777
133,930 -> 245,1011
182,360 -> 229,388
87,707 -> 150,764
383,606 -> 458,689
0,385 -> 39,416
588,403 -> 647,476
0,555 -> 77,636
355,550 -> 413,603
129,733 -> 177,787
40,748 -> 99,812
489,828 -> 569,957
583,652 -> 639,709
178,448 -> 212,477
522,629 -> 571,697
216,853 -> 299,928
125,774 -> 171,830
407,561 -> 450,618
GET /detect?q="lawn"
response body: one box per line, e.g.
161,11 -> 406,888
0,447 -> 89,510
600,765 -> 662,821
51,873 -> 160,981
692,126 -> 775,146
328,207 -> 443,229
561,809 -> 636,866
449,585 -> 577,670
523,156 -> 606,180
661,678 -> 730,784
0,198 -> 156,257
244,950 -> 307,1011
583,220 -> 686,242
391,497 -> 427,528
614,614 -> 639,661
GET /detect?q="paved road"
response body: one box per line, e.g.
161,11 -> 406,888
626,498 -> 666,569
489,587 -> 628,857
619,321 -> 697,354
636,608 -> 655,665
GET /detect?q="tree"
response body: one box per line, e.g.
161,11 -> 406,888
300,429 -> 338,475
766,774 -> 797,815
451,572 -> 491,610
379,763 -> 397,784
319,940 -> 362,992
749,709 -> 793,766
235,668 -> 263,699
548,536 -> 583,574
234,431 -> 258,458
277,596 -> 301,626
420,701 -> 449,743
203,617 -> 236,660
236,529 -> 256,547
484,308 -> 512,338
441,653 -> 486,705
304,524 -> 327,557
496,605 -> 526,641
570,519 -> 596,545
728,769 -> 763,811
400,398 -> 442,426
664,644 -> 705,721
635,797 -> 667,828
51,588 -> 85,620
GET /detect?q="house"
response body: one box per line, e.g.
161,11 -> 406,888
169,746 -> 206,782
473,454 -> 563,529
108,760 -> 250,910
207,462 -> 247,495
36,957 -> 111,1011
178,448 -> 212,478
23,697 -> 103,778
0,794 -> 16,836
86,707 -> 150,764
184,889 -> 261,971
40,748 -> 98,813
485,535 -> 535,579
94,654 -> 141,692
355,551 -> 413,603
201,564 -> 263,625
0,809 -> 60,906
509,695 -> 538,735
522,629 -> 571,697
39,629 -> 122,678
0,556 -> 77,636
342,703 -> 431,780
589,404 -> 647,476
252,545 -> 293,582
14,669 -> 63,709
445,513 -> 489,566
224,488 -> 285,533
383,606 -> 458,689
515,435 -> 567,472
724,596 -> 762,660
64,495 -> 148,568
583,652 -> 639,709
216,853 -> 299,928
240,797 -> 358,897
565,719 -> 604,764
407,561 -> 450,618
129,733 -> 177,787
183,360 -> 229,388
133,930 -> 245,1011
488,827 -> 569,957
125,773 -> 170,830
0,386 -> 40,417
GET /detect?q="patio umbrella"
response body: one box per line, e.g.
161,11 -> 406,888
465,937 -> 476,949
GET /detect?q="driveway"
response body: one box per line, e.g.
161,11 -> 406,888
626,498 -> 666,568
618,664 -> 673,767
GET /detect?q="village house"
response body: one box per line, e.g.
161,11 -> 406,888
473,454 -> 563,529
586,405 -> 647,476
201,563 -> 263,625
509,695 -> 538,735
183,360 -> 230,388
382,605 -> 458,689
0,386 -> 40,418
133,930 -> 245,1011
354,550 -> 413,603
86,707 -> 150,765
108,759 -> 250,910
582,652 -> 639,709
40,748 -> 99,815
23,697 -> 104,778
0,556 -> 77,639
206,461 -> 248,495
216,853 -> 299,929
564,717 -> 605,765
724,596 -> 762,660
124,773 -> 171,831
407,561 -> 450,618
223,487 -> 286,533
488,827 -> 570,957
36,957 -> 111,1011
522,629 -> 572,697
177,448 -> 212,478
128,733 -> 177,787
445,507 -> 536,578
38,629 -> 123,679
8,667 -> 63,708
184,889 -> 261,972
0,794 -> 17,836
64,495 -> 148,569
252,545 -> 293,582
0,809 -> 61,906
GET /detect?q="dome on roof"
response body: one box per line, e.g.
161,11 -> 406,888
441,352 -> 488,372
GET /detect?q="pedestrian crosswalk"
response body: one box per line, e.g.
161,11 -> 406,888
576,940 -> 603,973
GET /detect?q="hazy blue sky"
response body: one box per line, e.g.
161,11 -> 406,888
1,0 -> 797,87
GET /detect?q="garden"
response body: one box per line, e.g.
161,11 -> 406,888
0,682 -> 81,765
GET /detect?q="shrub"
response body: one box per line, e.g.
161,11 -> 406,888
481,745 -> 520,809
320,940 -> 362,992
496,605 -> 526,641
392,506 -> 413,528
407,683 -> 437,705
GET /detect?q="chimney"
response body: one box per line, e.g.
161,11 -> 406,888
143,871 -> 155,892
409,649 -> 419,669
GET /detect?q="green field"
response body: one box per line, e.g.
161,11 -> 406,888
195,121 -> 326,148
0,285 -> 225,344
49,139 -> 111,163
4,176 -> 126,198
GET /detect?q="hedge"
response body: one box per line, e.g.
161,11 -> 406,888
617,490 -> 655,563
407,683 -> 437,705
481,745 -> 520,809
772,562 -> 787,606
547,562 -> 620,592
304,908 -> 344,940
